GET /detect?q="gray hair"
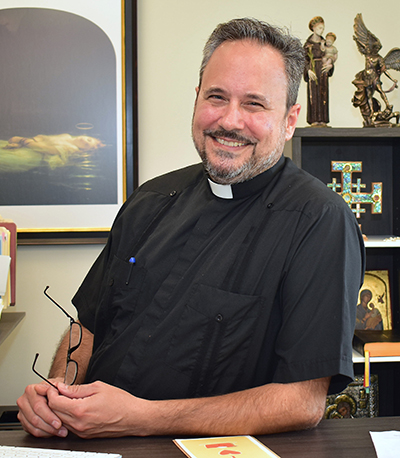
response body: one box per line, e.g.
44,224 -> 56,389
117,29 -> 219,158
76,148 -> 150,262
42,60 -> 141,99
199,18 -> 305,111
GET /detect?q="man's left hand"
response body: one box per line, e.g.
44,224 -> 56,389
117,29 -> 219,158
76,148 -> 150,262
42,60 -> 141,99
48,381 -> 149,439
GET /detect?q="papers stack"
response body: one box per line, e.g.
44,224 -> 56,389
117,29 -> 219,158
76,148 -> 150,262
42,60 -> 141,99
174,436 -> 280,458
0,217 -> 17,316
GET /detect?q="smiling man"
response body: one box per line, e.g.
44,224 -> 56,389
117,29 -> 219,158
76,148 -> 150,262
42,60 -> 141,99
192,39 -> 297,184
18,18 -> 365,439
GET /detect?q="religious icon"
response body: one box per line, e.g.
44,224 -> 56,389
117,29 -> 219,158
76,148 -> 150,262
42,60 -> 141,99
327,160 -> 382,241
356,270 -> 392,331
325,374 -> 379,418
303,16 -> 338,127
352,13 -> 400,127
325,393 -> 357,419
327,161 -> 382,218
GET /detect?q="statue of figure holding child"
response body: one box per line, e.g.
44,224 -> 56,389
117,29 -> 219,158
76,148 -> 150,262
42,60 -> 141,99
304,16 -> 337,127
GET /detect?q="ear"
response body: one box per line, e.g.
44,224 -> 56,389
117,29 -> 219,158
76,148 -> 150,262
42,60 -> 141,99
193,86 -> 200,112
284,103 -> 301,141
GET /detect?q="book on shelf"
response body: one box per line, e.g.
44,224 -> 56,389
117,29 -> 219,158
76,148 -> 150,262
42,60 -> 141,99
0,217 -> 17,309
353,330 -> 400,357
353,330 -> 400,394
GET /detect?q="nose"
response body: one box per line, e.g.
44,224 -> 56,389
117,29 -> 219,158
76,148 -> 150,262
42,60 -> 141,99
219,101 -> 245,131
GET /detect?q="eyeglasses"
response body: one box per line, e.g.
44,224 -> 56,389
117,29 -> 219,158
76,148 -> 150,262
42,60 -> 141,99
32,286 -> 82,388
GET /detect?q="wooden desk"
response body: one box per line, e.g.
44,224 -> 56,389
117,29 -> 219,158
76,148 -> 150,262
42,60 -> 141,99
0,417 -> 399,457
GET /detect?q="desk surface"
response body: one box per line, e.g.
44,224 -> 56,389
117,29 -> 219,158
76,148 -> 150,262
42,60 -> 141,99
1,417 -> 399,457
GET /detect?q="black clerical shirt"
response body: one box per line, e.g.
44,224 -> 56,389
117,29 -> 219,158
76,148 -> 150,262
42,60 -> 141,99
73,156 -> 365,399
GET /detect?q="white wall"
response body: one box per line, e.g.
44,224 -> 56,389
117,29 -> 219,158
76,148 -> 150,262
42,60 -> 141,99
0,245 -> 103,405
1,0 -> 400,405
137,0 -> 400,183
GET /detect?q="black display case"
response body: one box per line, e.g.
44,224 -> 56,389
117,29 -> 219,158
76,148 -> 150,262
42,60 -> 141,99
293,128 -> 400,416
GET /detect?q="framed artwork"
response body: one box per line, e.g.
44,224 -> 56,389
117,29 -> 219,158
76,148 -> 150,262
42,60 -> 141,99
356,270 -> 392,331
294,134 -> 393,237
0,0 -> 138,244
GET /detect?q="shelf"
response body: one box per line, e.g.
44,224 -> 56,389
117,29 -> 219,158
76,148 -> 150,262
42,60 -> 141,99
352,348 -> 400,363
364,236 -> 400,248
0,312 -> 25,347
293,127 -> 400,138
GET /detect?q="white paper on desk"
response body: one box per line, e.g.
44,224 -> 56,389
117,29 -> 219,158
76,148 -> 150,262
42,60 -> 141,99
370,431 -> 400,457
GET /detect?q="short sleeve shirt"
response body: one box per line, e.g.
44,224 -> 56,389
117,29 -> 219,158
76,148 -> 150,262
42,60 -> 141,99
73,157 -> 365,399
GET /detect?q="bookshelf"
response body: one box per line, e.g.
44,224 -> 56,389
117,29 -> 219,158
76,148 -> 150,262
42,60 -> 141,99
293,127 -> 400,416
364,236 -> 400,248
352,349 -> 400,364
293,127 -> 400,329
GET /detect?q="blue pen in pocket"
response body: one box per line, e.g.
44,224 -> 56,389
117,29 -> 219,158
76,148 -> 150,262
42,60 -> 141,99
125,257 -> 136,285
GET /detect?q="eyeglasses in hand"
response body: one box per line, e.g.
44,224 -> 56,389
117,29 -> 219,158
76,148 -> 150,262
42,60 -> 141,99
32,286 -> 82,388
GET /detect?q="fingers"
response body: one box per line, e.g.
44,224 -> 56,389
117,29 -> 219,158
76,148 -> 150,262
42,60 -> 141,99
16,383 -> 68,438
56,381 -> 99,399
48,384 -> 96,438
48,382 -> 135,439
321,64 -> 332,74
308,70 -> 317,82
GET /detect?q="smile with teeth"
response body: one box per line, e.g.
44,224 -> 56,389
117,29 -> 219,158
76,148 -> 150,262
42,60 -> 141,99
215,137 -> 248,147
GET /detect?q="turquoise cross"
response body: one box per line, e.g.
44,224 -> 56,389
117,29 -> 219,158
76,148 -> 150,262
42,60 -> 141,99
327,161 -> 382,218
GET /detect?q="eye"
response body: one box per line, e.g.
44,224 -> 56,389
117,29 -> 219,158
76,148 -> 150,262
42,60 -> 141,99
205,94 -> 227,105
245,101 -> 266,111
208,94 -> 224,101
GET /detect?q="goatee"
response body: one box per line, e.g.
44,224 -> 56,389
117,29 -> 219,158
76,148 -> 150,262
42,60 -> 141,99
192,127 -> 285,185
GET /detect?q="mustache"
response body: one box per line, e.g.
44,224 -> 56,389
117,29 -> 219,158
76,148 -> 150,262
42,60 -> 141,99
204,129 -> 255,145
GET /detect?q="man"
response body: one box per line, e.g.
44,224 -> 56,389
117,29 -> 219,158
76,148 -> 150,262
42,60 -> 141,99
17,18 -> 365,439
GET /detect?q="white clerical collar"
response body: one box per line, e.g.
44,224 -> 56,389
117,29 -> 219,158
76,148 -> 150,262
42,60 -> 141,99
206,156 -> 286,200
207,179 -> 233,199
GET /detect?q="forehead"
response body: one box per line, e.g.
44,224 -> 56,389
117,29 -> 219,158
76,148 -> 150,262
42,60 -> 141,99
201,39 -> 287,97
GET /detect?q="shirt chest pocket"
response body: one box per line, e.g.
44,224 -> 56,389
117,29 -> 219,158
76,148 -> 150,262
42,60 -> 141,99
166,283 -> 266,397
104,255 -> 147,335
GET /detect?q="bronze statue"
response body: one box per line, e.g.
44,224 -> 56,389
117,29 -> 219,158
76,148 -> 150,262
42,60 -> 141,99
352,13 -> 400,127
304,17 -> 337,127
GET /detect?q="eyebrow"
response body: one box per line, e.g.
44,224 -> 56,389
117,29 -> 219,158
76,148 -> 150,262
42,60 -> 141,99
245,93 -> 269,103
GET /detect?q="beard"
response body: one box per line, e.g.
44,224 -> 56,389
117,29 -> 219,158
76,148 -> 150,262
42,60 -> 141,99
192,125 -> 286,185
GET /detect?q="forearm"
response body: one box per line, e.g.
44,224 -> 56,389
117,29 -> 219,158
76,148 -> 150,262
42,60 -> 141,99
141,377 -> 329,436
50,376 -> 329,439
48,322 -> 93,384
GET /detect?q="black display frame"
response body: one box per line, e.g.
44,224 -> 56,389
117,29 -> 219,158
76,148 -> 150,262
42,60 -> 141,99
293,127 -> 400,331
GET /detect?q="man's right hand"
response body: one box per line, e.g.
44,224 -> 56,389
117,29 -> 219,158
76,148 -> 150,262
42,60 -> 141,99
17,380 -> 68,438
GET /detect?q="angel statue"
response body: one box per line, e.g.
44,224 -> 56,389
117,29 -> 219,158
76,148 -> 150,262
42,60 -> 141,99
352,13 -> 400,127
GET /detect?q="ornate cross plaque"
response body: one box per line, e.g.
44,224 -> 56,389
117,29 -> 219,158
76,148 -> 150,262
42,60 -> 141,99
327,161 -> 382,218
